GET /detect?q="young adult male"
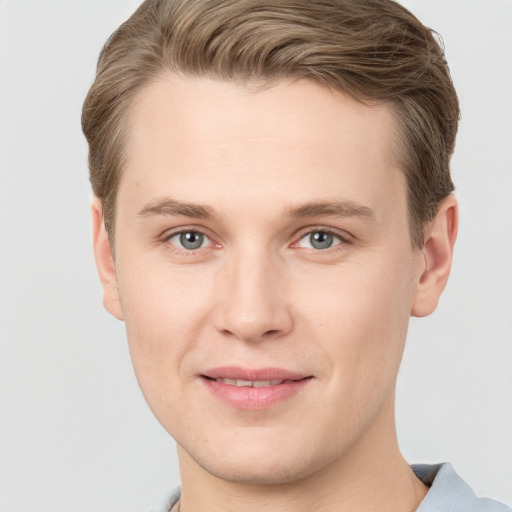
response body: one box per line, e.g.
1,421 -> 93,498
82,1 -> 511,511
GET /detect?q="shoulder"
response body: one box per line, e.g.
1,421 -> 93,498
145,485 -> 181,512
413,463 -> 511,512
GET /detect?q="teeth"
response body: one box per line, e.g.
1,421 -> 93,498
236,379 -> 253,387
215,378 -> 284,387
252,380 -> 270,387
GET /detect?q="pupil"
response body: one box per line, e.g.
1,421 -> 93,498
180,231 -> 203,250
310,231 -> 333,250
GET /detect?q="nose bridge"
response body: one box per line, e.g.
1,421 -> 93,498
215,243 -> 293,342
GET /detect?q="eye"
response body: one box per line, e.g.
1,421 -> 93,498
168,230 -> 209,250
297,230 -> 344,250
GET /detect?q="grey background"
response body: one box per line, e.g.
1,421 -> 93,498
1,1 -> 511,510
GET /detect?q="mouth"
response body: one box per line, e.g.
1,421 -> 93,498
207,378 -> 297,387
200,367 -> 313,410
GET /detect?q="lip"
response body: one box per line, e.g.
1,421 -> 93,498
200,366 -> 313,410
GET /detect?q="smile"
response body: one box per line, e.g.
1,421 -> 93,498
213,378 -> 291,387
201,367 -> 313,410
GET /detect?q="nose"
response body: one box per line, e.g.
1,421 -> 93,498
213,249 -> 294,343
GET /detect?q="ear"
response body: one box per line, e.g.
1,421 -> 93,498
411,195 -> 459,317
91,197 -> 124,320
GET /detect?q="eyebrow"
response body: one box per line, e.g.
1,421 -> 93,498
137,197 -> 375,222
137,198 -> 214,219
286,201 -> 375,220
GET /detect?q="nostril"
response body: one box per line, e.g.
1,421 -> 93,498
214,301 -> 294,342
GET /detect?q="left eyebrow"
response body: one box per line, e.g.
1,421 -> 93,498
286,200 -> 376,220
137,197 -> 214,219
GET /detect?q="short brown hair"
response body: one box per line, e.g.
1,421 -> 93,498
82,0 -> 459,248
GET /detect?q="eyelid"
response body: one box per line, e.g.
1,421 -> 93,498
158,225 -> 352,253
161,226 -> 220,252
168,231 -> 208,250
292,226 -> 352,247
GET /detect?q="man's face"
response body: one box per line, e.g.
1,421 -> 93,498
104,75 -> 426,484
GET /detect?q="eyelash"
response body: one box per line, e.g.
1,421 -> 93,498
163,228 -> 217,254
162,227 -> 351,254
293,228 -> 351,253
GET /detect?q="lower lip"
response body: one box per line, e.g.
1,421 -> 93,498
201,377 -> 312,410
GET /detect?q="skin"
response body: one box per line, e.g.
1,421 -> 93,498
92,74 -> 458,512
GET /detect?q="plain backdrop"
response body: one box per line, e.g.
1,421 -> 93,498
1,1 -> 511,510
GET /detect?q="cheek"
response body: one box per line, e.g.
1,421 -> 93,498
299,252 -> 414,384
116,258 -> 215,403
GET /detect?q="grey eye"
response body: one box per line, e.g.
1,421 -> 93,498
169,231 -> 207,250
298,230 -> 342,250
310,231 -> 334,249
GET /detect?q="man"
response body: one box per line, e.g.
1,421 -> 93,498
82,1 -> 510,511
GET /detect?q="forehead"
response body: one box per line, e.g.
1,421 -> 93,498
119,73 -> 404,221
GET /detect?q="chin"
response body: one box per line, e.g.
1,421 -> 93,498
178,429 -> 338,486
196,452 -> 319,486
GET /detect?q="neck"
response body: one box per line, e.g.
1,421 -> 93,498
177,397 -> 428,512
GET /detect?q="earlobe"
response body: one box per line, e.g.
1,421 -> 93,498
91,197 -> 124,320
411,195 -> 458,318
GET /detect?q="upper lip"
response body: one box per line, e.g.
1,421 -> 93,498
201,366 -> 309,382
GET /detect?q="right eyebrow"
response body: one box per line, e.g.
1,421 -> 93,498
137,197 -> 214,219
286,200 -> 376,221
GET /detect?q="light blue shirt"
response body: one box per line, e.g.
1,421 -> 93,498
147,463 -> 511,511
413,463 -> 510,512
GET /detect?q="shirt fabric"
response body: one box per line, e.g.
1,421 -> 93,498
146,463 -> 511,512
